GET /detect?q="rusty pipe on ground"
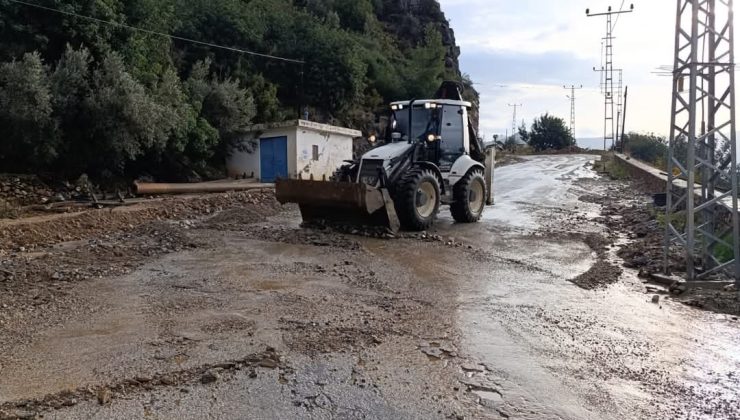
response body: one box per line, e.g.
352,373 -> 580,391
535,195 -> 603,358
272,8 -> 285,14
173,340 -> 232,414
133,180 -> 273,196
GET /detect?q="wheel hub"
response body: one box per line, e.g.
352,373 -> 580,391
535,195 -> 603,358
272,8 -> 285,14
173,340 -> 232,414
416,191 -> 428,206
416,181 -> 437,218
469,179 -> 485,216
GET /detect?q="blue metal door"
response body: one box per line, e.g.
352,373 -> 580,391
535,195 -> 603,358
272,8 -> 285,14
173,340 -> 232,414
260,136 -> 288,182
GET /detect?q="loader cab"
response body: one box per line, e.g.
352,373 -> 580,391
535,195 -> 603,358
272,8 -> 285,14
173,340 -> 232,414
388,103 -> 438,143
389,99 -> 471,171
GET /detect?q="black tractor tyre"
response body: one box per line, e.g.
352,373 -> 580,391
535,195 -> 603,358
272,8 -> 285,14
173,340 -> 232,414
450,168 -> 487,223
394,168 -> 441,231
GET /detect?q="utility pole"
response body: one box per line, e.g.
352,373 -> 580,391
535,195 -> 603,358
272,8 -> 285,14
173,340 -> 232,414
508,103 -> 522,140
587,4 -> 634,151
615,70 -> 623,149
620,86 -> 629,152
664,0 -> 740,285
563,85 -> 583,140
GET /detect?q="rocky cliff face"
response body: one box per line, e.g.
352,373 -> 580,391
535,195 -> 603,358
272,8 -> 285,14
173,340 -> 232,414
376,0 -> 462,76
376,0 -> 480,133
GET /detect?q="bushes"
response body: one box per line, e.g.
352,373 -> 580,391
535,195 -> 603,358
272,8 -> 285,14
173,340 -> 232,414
0,52 -> 59,172
624,132 -> 668,167
0,47 -> 256,180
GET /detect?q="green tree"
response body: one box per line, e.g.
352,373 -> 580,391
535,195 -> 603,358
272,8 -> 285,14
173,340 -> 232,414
151,68 -> 198,153
333,0 -> 373,32
0,52 -> 59,171
405,24 -> 446,99
201,78 -> 256,145
83,52 -> 169,174
301,25 -> 367,115
0,0 -> 125,63
181,58 -> 256,164
527,113 -> 573,151
50,45 -> 94,175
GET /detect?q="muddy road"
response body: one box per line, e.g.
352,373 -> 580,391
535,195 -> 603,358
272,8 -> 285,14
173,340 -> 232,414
1,155 -> 738,419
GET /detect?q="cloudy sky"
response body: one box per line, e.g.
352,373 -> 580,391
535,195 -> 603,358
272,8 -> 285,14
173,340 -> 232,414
437,0 -> 676,143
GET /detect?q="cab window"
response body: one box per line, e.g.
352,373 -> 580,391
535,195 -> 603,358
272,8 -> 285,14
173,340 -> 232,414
439,105 -> 465,167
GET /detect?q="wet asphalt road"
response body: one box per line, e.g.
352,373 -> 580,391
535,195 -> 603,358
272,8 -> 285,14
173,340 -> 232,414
1,154 -> 738,419
446,155 -> 740,419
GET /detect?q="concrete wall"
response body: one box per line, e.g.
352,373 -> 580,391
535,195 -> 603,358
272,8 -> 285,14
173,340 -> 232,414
614,154 -> 668,194
294,129 -> 353,181
226,128 -> 297,180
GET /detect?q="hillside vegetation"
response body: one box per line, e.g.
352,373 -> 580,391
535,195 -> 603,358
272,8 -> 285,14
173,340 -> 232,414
0,0 -> 470,181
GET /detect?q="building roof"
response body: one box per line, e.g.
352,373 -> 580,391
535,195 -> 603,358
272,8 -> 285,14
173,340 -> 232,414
390,99 -> 473,108
244,119 -> 362,138
511,134 -> 527,145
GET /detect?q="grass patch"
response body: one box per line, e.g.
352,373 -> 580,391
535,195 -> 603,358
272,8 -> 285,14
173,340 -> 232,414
712,233 -> 735,263
656,210 -> 687,231
656,210 -> 732,263
601,156 -> 630,180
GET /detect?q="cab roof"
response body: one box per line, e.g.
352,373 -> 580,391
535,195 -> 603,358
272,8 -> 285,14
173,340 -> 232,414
389,99 -> 472,108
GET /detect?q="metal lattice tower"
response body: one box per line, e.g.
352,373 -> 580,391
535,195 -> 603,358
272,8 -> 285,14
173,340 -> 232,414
508,103 -> 522,140
563,85 -> 583,139
593,67 -> 624,148
587,4 -> 634,151
665,0 -> 740,284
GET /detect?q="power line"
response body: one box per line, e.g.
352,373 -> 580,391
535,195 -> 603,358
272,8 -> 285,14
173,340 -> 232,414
4,0 -> 305,64
611,0 -> 627,32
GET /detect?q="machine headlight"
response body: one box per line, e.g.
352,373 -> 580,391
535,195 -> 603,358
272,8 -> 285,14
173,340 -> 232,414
427,133 -> 437,142
368,135 -> 377,144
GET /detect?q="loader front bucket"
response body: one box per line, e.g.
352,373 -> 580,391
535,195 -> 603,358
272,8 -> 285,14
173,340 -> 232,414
275,179 -> 400,234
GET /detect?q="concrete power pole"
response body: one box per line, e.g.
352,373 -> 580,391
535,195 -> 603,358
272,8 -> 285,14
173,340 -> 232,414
587,4 -> 634,151
563,85 -> 583,140
507,104 -> 522,141
664,0 -> 740,285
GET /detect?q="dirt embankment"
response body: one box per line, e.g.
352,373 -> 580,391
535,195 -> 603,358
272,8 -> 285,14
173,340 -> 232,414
0,190 -> 277,251
0,191 -> 281,359
584,176 -> 740,317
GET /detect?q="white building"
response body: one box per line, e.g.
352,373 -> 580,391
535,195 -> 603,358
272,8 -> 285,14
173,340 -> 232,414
227,120 -> 361,182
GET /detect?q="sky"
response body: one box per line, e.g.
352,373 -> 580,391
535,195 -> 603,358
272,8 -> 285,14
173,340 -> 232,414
437,0 -> 677,144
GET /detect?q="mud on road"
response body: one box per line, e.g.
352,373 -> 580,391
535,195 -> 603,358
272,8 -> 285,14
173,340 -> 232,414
0,155 -> 739,420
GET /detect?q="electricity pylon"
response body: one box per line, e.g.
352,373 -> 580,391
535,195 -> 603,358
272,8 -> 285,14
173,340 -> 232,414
664,0 -> 740,285
563,85 -> 583,140
508,103 -> 522,140
587,4 -> 634,151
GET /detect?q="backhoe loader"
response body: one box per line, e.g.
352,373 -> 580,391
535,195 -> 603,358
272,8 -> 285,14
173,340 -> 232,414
276,81 -> 495,233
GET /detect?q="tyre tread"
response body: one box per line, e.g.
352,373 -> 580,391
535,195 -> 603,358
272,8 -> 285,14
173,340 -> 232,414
450,168 -> 486,223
